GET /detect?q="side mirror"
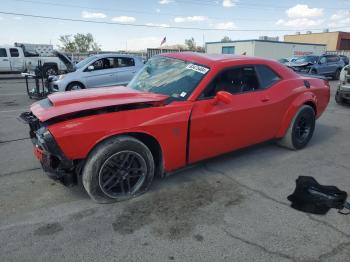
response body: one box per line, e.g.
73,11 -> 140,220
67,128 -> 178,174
213,91 -> 233,105
87,65 -> 94,71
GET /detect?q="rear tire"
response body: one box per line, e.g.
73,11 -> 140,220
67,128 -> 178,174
277,105 -> 315,150
82,136 -> 155,203
333,69 -> 341,80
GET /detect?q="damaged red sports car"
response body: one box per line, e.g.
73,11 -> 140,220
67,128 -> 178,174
20,52 -> 330,203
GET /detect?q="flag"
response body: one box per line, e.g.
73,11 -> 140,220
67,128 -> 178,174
160,37 -> 166,46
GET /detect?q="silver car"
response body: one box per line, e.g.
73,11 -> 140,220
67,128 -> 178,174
49,54 -> 144,92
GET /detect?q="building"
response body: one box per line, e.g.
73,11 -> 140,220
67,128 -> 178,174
205,40 -> 326,59
284,31 -> 350,51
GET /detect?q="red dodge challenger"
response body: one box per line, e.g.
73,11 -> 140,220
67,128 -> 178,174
20,52 -> 330,203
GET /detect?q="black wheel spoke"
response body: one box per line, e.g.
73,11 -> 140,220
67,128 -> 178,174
98,150 -> 147,198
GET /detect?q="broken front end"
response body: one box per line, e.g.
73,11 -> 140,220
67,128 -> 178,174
18,111 -> 77,186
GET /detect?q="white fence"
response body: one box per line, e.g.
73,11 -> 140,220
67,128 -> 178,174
326,50 -> 350,58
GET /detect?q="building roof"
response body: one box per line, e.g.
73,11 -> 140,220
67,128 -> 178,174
205,39 -> 326,46
284,31 -> 350,36
162,51 -> 275,67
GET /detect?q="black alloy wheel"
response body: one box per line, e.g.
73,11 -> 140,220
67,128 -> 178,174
98,151 -> 147,198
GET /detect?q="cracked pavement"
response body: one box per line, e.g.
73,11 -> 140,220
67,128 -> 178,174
0,79 -> 350,262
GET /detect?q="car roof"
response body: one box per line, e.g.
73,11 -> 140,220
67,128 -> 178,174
162,52 -> 280,67
91,53 -> 140,59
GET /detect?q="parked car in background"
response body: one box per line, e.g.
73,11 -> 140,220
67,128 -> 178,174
287,54 -> 345,80
277,57 -> 298,64
49,54 -> 143,91
0,46 -> 70,76
20,52 -> 330,202
335,65 -> 350,104
340,55 -> 349,65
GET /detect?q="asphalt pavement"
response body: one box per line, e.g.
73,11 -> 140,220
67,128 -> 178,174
0,79 -> 349,262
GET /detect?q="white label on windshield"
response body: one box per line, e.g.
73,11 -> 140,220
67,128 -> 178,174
180,92 -> 187,97
186,64 -> 209,74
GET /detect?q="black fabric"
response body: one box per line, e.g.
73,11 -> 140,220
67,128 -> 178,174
288,176 -> 348,215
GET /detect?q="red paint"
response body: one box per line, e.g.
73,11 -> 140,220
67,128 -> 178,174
30,53 -> 330,173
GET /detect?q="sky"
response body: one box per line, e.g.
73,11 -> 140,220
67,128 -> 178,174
0,0 -> 349,51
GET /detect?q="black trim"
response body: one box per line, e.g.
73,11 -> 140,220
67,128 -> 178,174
186,109 -> 193,164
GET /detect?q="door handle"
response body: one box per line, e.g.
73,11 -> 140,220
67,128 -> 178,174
261,96 -> 270,102
3,59 -> 9,61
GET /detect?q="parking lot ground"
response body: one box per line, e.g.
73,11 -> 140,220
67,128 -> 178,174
0,79 -> 350,262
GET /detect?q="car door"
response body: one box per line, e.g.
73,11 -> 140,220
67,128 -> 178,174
115,57 -> 137,86
189,65 -> 285,163
9,48 -> 23,71
83,57 -> 118,88
0,48 -> 11,71
316,56 -> 328,75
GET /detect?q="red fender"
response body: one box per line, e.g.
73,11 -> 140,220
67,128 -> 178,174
276,92 -> 317,138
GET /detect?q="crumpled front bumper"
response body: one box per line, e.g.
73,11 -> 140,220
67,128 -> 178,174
18,112 -> 77,186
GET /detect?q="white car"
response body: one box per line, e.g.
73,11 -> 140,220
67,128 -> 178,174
49,54 -> 144,92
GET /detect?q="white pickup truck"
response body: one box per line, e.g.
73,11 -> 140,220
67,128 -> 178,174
0,46 -> 70,75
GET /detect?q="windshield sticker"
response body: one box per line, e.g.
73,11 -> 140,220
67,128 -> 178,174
186,64 -> 209,74
180,92 -> 187,97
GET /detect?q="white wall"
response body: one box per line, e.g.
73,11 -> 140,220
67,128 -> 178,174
253,41 -> 326,59
206,41 -> 326,59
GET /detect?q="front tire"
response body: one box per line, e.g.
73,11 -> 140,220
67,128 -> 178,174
66,82 -> 85,91
335,91 -> 344,105
82,136 -> 155,203
277,105 -> 315,150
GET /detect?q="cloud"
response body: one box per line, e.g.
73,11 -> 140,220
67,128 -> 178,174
145,23 -> 169,27
81,11 -> 107,19
127,37 -> 163,50
111,16 -> 136,23
328,10 -> 350,28
222,0 -> 237,7
0,17 -> 3,20
286,4 -> 323,18
213,21 -> 236,29
159,0 -> 173,4
276,18 -> 324,27
156,9 -> 161,13
174,16 -> 208,23
12,16 -> 22,20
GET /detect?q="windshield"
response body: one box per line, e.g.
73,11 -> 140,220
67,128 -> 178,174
128,56 -> 209,100
295,56 -> 318,64
74,55 -> 97,70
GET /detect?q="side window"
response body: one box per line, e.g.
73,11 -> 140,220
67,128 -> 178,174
326,55 -> 339,63
319,56 -> 327,64
10,48 -> 19,57
200,66 -> 260,98
255,65 -> 280,89
91,58 -> 117,70
117,57 -> 135,67
0,48 -> 7,57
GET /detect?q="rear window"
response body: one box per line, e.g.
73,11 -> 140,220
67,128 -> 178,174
0,48 -> 7,57
255,65 -> 280,89
10,48 -> 19,57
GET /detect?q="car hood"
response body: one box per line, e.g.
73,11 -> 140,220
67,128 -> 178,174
286,62 -> 312,67
31,86 -> 169,122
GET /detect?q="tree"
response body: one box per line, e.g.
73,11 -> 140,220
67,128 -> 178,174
221,36 -> 231,42
58,33 -> 101,53
185,37 -> 196,51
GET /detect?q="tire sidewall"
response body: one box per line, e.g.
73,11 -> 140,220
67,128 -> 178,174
82,136 -> 155,203
66,82 -> 84,91
291,106 -> 315,149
